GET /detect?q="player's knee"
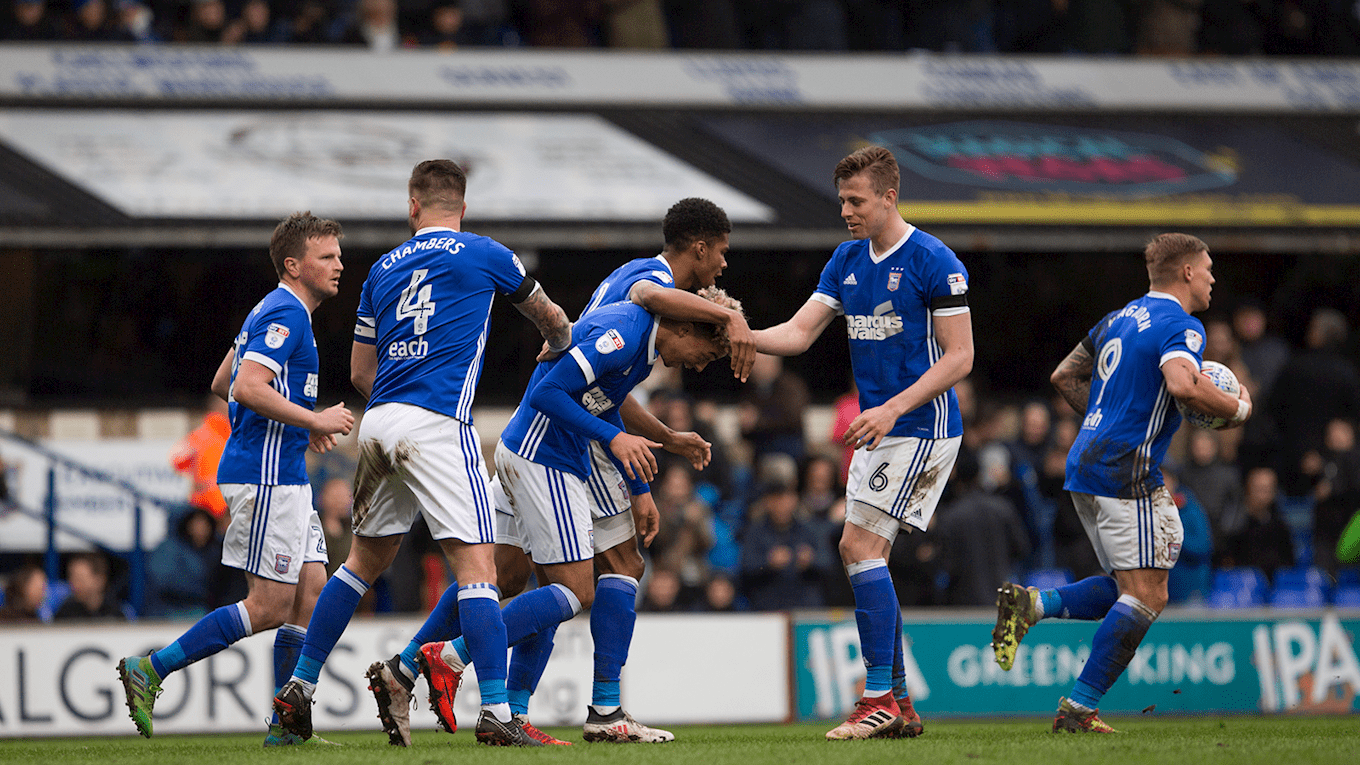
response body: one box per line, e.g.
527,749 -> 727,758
243,598 -> 288,631
566,581 -> 595,610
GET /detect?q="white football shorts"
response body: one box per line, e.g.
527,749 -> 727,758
349,402 -> 495,544
494,440 -> 594,565
219,483 -> 327,584
845,435 -> 962,541
1071,489 -> 1184,572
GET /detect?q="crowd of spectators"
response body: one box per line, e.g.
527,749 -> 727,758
2,301 -> 1358,622
4,0 -> 1360,55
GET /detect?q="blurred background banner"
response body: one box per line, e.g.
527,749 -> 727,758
3,47 -> 1360,112
793,611 -> 1360,719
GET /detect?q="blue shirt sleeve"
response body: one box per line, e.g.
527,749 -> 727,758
527,358 -> 622,445
923,249 -> 970,311
485,239 -> 530,296
812,249 -> 843,307
354,275 -> 376,346
1160,316 -> 1205,368
241,301 -> 304,375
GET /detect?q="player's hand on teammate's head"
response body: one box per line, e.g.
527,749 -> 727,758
727,314 -> 756,382
610,432 -> 662,482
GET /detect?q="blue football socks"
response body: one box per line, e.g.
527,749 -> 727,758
1069,595 -> 1157,709
398,580 -> 461,681
291,566 -> 370,688
271,623 -> 306,724
150,602 -> 252,678
848,559 -> 896,696
1041,575 -> 1120,620
456,583 -> 511,715
507,622 -> 558,716
591,574 -> 638,709
892,605 -> 909,701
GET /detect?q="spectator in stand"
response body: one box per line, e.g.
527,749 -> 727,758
338,0 -> 411,50
174,0 -> 230,42
3,0 -> 63,40
67,0 -> 136,40
278,0 -> 333,43
887,514 -> 942,606
739,353 -> 810,464
1163,463 -> 1213,603
510,0 -> 605,47
699,572 -> 743,611
739,482 -> 832,610
419,1 -> 468,48
1268,308 -> 1360,496
0,564 -> 47,623
799,454 -> 842,519
1307,417 -> 1360,576
225,0 -> 281,43
1180,428 -> 1244,548
170,394 -> 231,529
1231,299 -> 1289,470
114,0 -> 160,42
1047,415 -> 1102,578
145,506 -> 221,619
315,475 -> 353,576
650,460 -> 716,594
830,378 -> 858,485
1221,466 -> 1295,582
639,568 -> 685,611
54,552 -> 125,621
935,451 -> 1030,607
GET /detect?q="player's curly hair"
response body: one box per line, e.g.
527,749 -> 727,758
270,211 -> 343,278
693,285 -> 744,355
662,198 -> 731,251
409,159 -> 468,213
834,145 -> 900,196
1145,232 -> 1208,287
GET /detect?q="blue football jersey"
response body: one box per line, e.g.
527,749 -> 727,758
218,284 -> 318,486
1065,292 -> 1206,499
812,226 -> 969,440
578,254 -> 674,318
500,302 -> 658,486
354,227 -> 528,422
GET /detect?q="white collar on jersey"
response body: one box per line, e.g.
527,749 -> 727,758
414,226 -> 456,236
869,225 -> 916,264
277,282 -> 313,321
1146,290 -> 1184,310
654,252 -> 673,274
647,317 -> 660,365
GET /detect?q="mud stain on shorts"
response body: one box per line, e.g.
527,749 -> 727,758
906,464 -> 943,518
351,438 -> 420,531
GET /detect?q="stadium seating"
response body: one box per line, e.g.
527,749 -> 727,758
1270,566 -> 1331,606
1023,568 -> 1073,590
1332,587 -> 1360,608
1337,568 -> 1360,588
1207,567 -> 1268,608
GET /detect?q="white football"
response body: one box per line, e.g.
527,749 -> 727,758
1175,360 -> 1241,430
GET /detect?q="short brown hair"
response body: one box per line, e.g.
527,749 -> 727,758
409,159 -> 468,214
833,145 -> 900,196
692,285 -> 744,355
1144,233 -> 1208,287
270,212 -> 343,278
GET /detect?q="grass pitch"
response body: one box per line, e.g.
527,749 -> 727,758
2,717 -> 1357,765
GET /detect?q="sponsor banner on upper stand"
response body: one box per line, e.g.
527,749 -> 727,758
3,46 -> 1360,112
0,110 -> 772,222
697,115 -> 1360,226
794,612 -> 1360,720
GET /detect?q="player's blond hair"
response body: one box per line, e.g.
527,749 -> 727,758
694,285 -> 744,355
270,211 -> 343,278
833,145 -> 900,196
1145,233 -> 1208,287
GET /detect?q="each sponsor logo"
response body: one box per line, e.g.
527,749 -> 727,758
595,329 -> 626,354
388,338 -> 429,360
1185,329 -> 1203,353
274,554 -> 291,575
265,323 -> 290,349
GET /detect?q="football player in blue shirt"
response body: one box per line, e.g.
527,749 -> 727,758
118,212 -> 355,745
754,146 -> 973,740
413,288 -> 738,742
993,233 -> 1251,732
362,198 -> 747,746
272,160 -> 573,747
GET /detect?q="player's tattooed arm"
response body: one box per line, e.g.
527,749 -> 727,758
514,285 -> 573,352
1051,339 -> 1094,413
